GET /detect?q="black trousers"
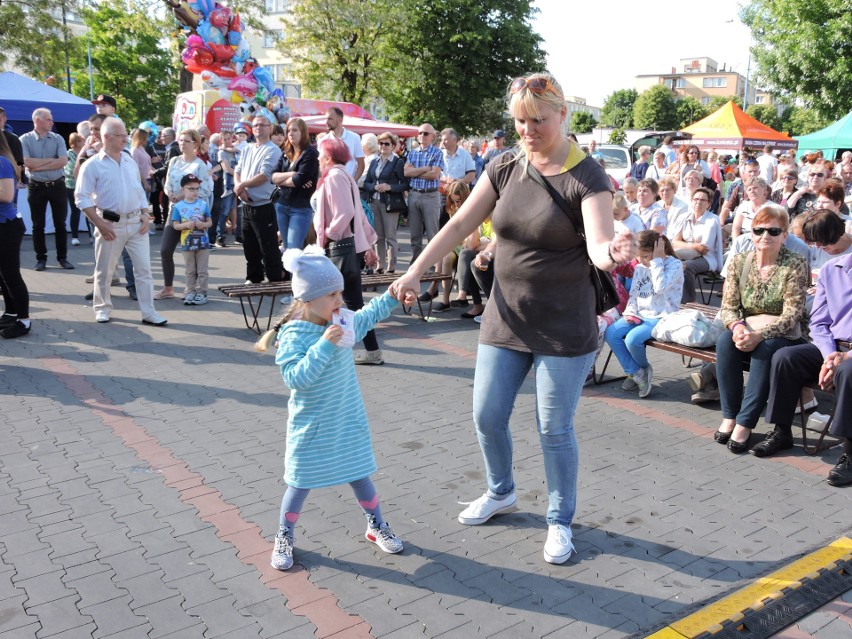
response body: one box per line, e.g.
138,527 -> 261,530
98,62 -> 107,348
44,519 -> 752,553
241,202 -> 283,283
28,181 -> 68,261
457,247 -> 494,305
766,343 -> 851,438
0,217 -> 30,318
343,251 -> 378,352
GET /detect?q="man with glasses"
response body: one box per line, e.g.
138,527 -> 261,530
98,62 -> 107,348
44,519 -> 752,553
75,118 -> 166,326
720,158 -> 761,224
671,187 -> 722,303
404,124 -> 445,262
21,108 -> 73,271
787,161 -> 828,217
233,116 -> 284,283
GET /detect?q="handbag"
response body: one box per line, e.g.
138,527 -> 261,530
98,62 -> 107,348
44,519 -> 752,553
384,158 -> 408,214
737,252 -> 802,340
651,308 -> 724,348
323,186 -> 361,282
526,162 -> 619,314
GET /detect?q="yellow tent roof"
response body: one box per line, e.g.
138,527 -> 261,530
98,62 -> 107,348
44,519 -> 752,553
681,101 -> 798,150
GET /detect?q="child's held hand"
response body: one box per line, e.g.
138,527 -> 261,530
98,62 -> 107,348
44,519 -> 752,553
402,291 -> 417,307
323,325 -> 343,345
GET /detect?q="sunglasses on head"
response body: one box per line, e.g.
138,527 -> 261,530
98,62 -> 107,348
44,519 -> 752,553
510,76 -> 559,96
752,226 -> 784,237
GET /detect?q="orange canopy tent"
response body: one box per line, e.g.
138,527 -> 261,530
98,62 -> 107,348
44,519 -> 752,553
677,100 -> 798,151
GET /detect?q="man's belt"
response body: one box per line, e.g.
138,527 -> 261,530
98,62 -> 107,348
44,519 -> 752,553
411,188 -> 438,193
30,179 -> 61,188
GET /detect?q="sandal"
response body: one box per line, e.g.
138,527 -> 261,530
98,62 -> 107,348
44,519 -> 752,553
153,289 -> 175,300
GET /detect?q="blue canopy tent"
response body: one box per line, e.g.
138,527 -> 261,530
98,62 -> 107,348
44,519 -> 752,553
0,71 -> 95,134
794,111 -> 852,161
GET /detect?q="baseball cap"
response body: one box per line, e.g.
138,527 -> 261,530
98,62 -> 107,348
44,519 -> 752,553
180,173 -> 202,186
92,94 -> 117,109
493,130 -> 505,139
233,123 -> 250,135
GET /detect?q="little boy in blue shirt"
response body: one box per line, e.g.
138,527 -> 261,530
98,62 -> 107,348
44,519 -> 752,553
171,174 -> 212,305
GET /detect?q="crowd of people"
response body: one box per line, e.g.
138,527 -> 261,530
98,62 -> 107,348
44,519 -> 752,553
1,77 -> 850,577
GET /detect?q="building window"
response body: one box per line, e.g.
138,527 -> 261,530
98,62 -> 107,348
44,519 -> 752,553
263,30 -> 283,48
265,0 -> 286,13
675,78 -> 685,89
700,97 -> 711,105
755,94 -> 765,104
702,77 -> 728,88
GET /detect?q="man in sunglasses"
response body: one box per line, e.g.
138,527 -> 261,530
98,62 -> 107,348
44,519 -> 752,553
404,124 -> 444,262
787,161 -> 828,217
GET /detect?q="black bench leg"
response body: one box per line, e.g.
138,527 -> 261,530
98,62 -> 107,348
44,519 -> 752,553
799,394 -> 839,455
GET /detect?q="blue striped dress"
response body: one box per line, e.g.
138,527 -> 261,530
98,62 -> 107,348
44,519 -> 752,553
274,292 -> 398,488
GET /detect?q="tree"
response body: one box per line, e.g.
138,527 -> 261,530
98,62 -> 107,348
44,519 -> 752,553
385,0 -> 545,134
746,104 -> 782,131
599,89 -> 637,129
633,85 -> 677,130
781,106 -> 829,137
675,97 -> 708,129
741,0 -> 852,121
570,111 -> 596,134
0,0 -> 82,84
71,1 -> 179,125
608,128 -> 626,145
280,0 -> 404,105
706,95 -> 743,112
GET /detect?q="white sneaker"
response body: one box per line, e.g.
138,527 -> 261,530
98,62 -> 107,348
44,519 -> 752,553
95,310 -> 110,323
457,492 -> 517,525
621,374 -> 638,391
543,524 -> 574,564
365,522 -> 403,554
142,314 -> 168,327
184,292 -> 197,305
271,529 -> 294,571
191,293 -> 208,305
354,349 -> 384,365
71,238 -> 80,246
636,367 -> 652,398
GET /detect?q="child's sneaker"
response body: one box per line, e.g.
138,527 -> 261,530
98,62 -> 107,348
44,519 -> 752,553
271,529 -> 294,571
636,367 -> 653,398
365,521 -> 403,554
192,293 -> 208,305
621,374 -> 638,391
184,292 -> 196,305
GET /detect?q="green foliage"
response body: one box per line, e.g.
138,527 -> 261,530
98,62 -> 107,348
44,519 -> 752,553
599,89 -> 637,129
608,128 -> 626,145
569,111 -> 596,134
781,106 -> 830,136
745,104 -> 782,130
674,97 -> 708,129
706,95 -> 743,113
280,0 -> 403,106
70,1 -> 179,125
384,0 -> 545,135
0,0 -> 85,83
741,0 -> 852,121
633,85 -> 677,130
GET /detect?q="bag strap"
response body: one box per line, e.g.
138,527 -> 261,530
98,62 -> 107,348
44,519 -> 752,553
525,162 -> 586,240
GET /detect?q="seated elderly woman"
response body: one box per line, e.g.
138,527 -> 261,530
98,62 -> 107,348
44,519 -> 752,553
731,177 -> 771,240
646,151 -> 667,181
630,178 -> 667,234
771,167 -> 800,209
815,182 -> 852,231
676,169 -> 703,205
658,176 -> 689,237
715,204 -> 809,453
671,187 -> 723,303
621,177 -> 639,205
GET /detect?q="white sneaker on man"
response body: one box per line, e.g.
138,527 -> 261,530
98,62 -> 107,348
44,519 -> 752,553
95,310 -> 110,323
543,524 -> 575,564
457,492 -> 517,525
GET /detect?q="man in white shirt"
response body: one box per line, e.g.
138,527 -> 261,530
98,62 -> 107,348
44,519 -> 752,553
757,144 -> 778,184
75,118 -> 167,326
321,107 -> 364,181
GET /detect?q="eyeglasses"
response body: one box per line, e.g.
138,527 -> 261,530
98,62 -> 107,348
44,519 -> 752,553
782,175 -> 798,180
184,186 -> 200,191
809,172 -> 825,178
417,131 -> 432,136
691,197 -> 709,203
752,226 -> 784,237
378,141 -> 392,147
510,76 -> 559,96
688,150 -> 698,155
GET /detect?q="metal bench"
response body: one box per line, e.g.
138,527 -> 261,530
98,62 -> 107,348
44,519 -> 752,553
219,271 -> 449,334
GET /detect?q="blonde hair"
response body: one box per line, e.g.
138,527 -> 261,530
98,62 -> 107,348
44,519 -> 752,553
253,300 -> 307,352
444,181 -> 470,216
613,194 -> 629,211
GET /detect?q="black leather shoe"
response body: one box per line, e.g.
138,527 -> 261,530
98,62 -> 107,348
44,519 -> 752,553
85,292 -> 94,301
417,290 -> 437,302
714,430 -> 732,444
827,454 -> 852,486
127,287 -> 138,301
1,321 -> 30,339
750,430 -> 794,457
35,260 -> 46,271
58,259 -> 75,270
727,435 -> 751,454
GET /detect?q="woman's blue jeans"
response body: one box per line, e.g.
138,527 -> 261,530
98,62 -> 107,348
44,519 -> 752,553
274,202 -> 312,251
716,329 -> 804,428
604,316 -> 660,375
472,343 -> 594,526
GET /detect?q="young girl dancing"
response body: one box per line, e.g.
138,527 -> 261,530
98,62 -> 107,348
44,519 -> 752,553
604,230 -> 683,398
256,246 -> 415,571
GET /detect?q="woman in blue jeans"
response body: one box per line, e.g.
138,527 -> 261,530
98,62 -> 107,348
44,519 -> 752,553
389,73 -> 636,564
272,118 -> 318,256
716,204 -> 809,453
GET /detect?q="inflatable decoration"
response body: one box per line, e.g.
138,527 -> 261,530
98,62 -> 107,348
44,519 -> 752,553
169,0 -> 279,120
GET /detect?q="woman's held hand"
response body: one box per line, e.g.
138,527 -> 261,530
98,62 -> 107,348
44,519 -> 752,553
389,272 -> 420,303
610,230 -> 637,263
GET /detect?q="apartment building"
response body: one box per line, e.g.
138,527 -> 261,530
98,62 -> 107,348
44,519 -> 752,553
635,57 -> 757,108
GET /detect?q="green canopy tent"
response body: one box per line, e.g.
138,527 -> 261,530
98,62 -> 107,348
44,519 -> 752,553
794,111 -> 852,161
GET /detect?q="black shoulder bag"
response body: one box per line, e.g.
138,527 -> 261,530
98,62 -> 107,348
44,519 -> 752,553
526,162 -> 619,315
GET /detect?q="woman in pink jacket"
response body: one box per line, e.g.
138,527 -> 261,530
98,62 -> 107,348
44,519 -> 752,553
313,138 -> 383,364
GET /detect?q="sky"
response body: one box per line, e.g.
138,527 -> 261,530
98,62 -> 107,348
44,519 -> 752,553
531,0 -> 754,108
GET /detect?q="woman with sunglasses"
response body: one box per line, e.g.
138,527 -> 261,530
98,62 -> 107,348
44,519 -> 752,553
389,72 -> 636,564
787,161 -> 828,217
771,168 -> 800,209
362,131 -> 408,274
678,145 -> 711,188
716,204 -> 809,453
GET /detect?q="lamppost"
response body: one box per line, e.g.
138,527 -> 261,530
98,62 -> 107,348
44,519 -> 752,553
61,1 -> 72,93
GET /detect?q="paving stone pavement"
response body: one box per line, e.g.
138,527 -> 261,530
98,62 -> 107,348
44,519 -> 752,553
0,231 -> 848,639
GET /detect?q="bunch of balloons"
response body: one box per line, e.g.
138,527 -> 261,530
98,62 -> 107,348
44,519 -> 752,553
167,0 -> 278,120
